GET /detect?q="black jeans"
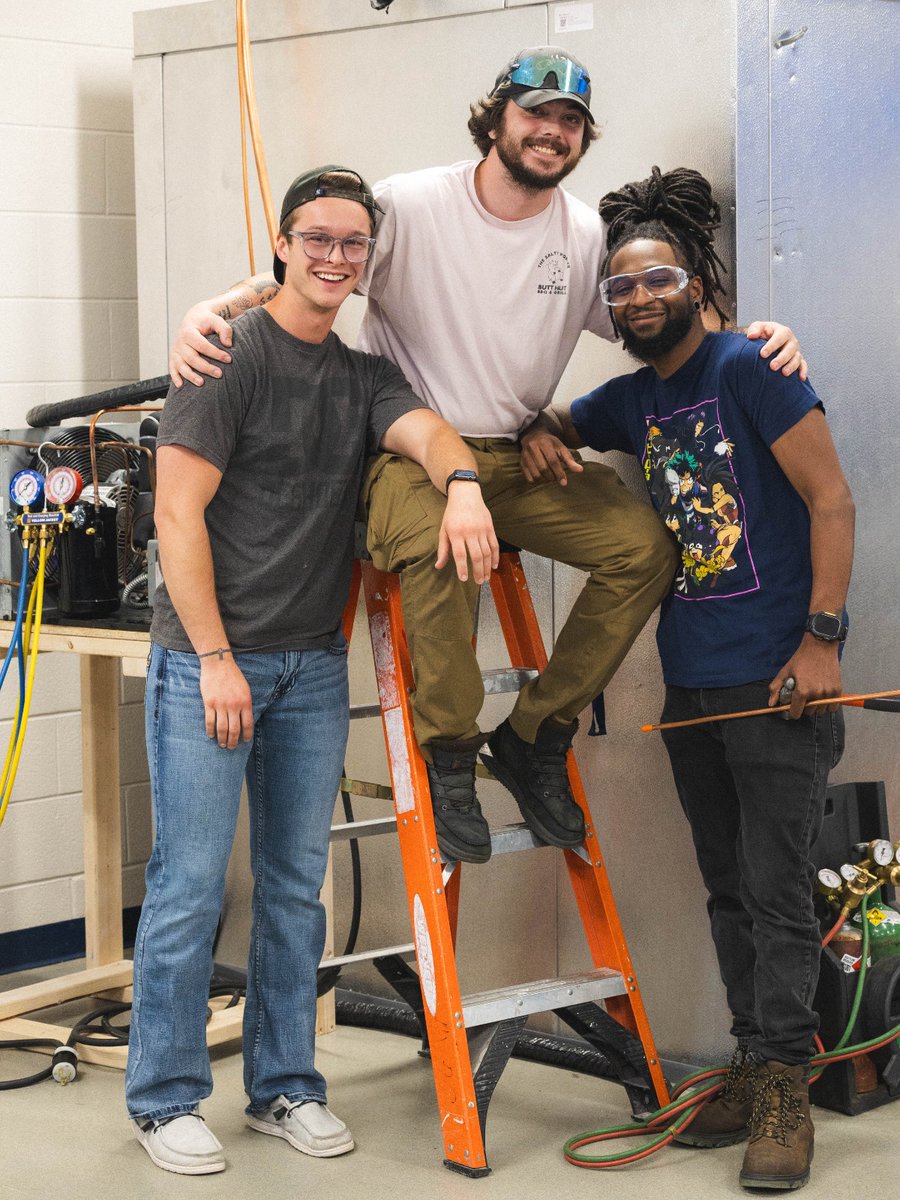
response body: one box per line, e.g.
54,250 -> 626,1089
661,681 -> 845,1064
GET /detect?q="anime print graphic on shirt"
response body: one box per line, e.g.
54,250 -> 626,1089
643,400 -> 760,600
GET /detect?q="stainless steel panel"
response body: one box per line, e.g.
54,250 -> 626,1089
737,0 -> 900,818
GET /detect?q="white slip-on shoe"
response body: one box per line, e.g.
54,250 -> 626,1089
132,1111 -> 225,1175
246,1096 -> 355,1158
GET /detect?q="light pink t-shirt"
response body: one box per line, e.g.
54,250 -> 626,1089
356,161 -> 614,439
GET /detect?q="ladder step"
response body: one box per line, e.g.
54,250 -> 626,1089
350,703 -> 383,721
321,942 -> 416,970
461,968 -> 627,1028
338,776 -> 394,800
330,816 -> 397,842
481,667 -> 539,695
488,821 -> 546,856
349,669 -> 538,723
439,824 -> 591,870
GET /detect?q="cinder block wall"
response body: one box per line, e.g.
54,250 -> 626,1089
0,1 -> 188,950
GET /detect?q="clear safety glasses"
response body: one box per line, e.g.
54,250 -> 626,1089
286,230 -> 376,264
599,266 -> 691,306
508,52 -> 590,96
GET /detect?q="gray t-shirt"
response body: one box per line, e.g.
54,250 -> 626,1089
151,306 -> 424,652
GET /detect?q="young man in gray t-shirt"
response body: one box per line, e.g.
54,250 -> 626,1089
125,167 -> 498,1177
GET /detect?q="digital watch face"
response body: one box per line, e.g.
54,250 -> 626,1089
818,868 -> 842,891
9,470 -> 44,508
44,466 -> 83,506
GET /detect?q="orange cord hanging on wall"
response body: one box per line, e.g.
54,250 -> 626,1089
235,0 -> 277,272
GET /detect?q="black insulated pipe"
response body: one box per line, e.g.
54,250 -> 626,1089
25,376 -> 170,429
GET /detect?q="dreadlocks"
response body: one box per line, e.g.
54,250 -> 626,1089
599,166 -> 730,326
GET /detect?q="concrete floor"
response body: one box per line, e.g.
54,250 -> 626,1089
2,962 -> 897,1200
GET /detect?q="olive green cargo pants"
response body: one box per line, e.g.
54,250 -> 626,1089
364,439 -> 678,754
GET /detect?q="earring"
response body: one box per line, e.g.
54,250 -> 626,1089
693,301 -> 701,311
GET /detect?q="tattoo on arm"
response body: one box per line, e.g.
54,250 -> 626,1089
216,276 -> 279,322
251,278 -> 279,300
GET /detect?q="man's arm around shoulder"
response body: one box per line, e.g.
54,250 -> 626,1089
170,274 -> 278,388
155,445 -> 254,748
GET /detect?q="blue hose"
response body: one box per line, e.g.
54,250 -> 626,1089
0,542 -> 29,696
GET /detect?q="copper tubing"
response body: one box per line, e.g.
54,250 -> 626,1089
643,688 -> 900,733
88,406 -> 163,510
236,0 -> 276,263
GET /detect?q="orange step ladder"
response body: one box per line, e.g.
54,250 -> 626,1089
345,549 -> 669,1177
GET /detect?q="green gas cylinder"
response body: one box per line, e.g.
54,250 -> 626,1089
852,891 -> 900,962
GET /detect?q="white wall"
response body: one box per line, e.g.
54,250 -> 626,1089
0,2 -> 189,944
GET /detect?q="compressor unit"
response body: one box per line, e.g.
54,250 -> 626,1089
1,381 -> 165,625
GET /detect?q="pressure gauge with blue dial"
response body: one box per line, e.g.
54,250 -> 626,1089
9,469 -> 45,509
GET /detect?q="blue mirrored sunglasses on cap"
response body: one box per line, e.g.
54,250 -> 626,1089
508,52 -> 590,96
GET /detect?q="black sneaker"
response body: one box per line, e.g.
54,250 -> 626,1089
481,718 -> 584,848
426,736 -> 492,864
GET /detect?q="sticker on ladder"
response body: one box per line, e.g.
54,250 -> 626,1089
369,612 -> 400,709
384,708 -> 415,812
413,894 -> 438,1016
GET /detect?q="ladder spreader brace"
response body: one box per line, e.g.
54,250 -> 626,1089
344,550 -> 670,1177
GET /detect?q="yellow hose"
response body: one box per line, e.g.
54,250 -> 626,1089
0,540 -> 48,827
0,554 -> 38,801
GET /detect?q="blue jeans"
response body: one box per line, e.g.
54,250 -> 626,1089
660,682 -> 845,1064
125,640 -> 349,1121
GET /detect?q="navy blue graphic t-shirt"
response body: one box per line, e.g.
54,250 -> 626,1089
571,332 -> 822,687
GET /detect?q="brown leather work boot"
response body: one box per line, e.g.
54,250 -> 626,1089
675,1042 -> 756,1148
739,1061 -> 814,1190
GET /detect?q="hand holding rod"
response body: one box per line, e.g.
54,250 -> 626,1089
641,689 -> 900,733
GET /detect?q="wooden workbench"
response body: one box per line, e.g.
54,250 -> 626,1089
0,622 -> 335,1070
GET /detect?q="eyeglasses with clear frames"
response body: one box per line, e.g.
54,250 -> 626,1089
599,266 -> 691,306
285,230 -> 376,264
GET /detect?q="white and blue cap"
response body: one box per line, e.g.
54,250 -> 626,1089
490,46 -> 594,122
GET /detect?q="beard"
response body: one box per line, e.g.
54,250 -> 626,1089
494,131 -> 580,191
620,299 -> 695,363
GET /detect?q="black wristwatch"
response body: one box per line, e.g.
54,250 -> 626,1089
445,469 -> 480,492
804,611 -> 848,643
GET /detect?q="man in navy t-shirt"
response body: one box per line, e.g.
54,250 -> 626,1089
520,168 -> 855,1192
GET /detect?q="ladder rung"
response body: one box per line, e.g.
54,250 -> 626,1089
321,942 -> 416,970
461,968 -> 627,1028
350,703 -> 382,720
330,816 -> 397,842
488,821 -> 551,856
338,777 -> 393,800
481,667 -> 539,695
350,670 -> 536,722
440,824 -> 593,872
